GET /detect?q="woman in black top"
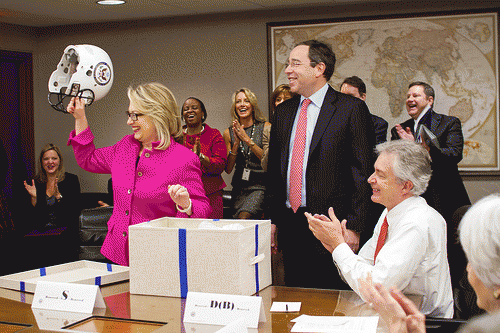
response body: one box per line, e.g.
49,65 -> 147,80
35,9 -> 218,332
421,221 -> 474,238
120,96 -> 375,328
23,143 -> 81,267
223,88 -> 271,219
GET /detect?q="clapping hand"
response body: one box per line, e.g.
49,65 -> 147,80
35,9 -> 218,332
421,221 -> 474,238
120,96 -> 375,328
305,207 -> 346,253
359,274 -> 426,333
394,124 -> 415,141
192,137 -> 201,156
232,120 -> 251,144
23,179 -> 36,198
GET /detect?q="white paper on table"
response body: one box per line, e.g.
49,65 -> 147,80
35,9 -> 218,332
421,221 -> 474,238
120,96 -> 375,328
270,301 -> 301,312
290,315 -> 379,333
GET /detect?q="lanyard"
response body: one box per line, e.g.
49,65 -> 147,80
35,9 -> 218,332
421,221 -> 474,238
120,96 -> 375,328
239,124 -> 255,167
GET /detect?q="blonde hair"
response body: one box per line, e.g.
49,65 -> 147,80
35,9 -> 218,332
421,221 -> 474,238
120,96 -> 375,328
36,143 -> 65,183
127,82 -> 181,150
230,88 -> 267,124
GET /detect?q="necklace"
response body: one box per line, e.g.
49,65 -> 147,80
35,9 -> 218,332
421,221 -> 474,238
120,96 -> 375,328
184,124 -> 205,136
239,124 -> 255,167
183,125 -> 204,146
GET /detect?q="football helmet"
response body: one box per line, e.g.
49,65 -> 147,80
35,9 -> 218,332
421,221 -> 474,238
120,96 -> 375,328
48,44 -> 113,113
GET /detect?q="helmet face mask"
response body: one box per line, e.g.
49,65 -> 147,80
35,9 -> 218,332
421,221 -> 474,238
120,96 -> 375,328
48,45 -> 113,113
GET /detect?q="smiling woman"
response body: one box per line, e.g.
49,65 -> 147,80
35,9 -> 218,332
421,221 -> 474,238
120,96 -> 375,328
223,88 -> 271,219
22,143 -> 81,267
23,143 -> 81,228
179,97 -> 227,219
66,82 -> 211,266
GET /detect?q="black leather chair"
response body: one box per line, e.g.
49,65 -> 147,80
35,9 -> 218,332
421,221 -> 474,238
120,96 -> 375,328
79,206 -> 112,262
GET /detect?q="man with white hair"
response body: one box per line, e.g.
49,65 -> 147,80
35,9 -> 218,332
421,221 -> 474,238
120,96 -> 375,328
306,140 -> 453,318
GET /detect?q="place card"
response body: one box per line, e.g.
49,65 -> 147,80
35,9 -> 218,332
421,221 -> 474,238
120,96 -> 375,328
32,281 -> 106,314
270,301 -> 301,312
183,291 -> 266,329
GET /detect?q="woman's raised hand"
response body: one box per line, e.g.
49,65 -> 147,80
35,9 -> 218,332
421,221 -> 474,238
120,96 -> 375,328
67,97 -> 86,119
67,97 -> 89,135
23,179 -> 36,198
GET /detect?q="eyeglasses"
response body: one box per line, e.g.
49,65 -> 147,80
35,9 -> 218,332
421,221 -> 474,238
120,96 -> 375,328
125,112 -> 144,121
285,60 -> 318,69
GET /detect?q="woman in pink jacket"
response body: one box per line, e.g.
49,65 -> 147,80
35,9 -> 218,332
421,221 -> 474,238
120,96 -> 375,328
67,82 -> 211,266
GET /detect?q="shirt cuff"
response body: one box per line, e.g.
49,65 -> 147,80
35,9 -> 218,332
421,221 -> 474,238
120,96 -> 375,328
332,242 -> 355,265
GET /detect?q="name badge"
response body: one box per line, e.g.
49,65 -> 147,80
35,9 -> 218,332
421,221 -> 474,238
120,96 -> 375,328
242,168 -> 251,181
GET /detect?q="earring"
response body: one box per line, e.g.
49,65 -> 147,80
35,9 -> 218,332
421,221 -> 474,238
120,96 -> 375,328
493,290 -> 500,299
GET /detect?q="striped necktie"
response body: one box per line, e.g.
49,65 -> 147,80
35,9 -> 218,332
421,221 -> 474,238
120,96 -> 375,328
289,98 -> 311,213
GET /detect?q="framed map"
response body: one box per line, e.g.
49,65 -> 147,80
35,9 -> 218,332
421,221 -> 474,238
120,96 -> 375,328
268,11 -> 499,174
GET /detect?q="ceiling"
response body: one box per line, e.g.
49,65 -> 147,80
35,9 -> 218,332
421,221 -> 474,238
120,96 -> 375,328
0,0 -> 394,27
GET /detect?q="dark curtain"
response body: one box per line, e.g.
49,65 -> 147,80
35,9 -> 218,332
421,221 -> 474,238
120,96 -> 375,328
0,50 -> 34,237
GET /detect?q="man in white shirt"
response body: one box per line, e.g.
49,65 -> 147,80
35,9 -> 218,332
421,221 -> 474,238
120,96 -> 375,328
306,139 -> 453,318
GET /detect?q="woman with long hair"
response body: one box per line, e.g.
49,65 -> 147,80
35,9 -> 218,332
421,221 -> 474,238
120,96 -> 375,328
223,88 -> 271,219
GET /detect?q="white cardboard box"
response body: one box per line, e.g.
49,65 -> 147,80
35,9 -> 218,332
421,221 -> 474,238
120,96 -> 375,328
129,217 -> 271,298
0,260 -> 129,293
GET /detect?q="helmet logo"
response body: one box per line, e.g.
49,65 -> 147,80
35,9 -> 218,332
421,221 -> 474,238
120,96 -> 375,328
94,62 -> 112,86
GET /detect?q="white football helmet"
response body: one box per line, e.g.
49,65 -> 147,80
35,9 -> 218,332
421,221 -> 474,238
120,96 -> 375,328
48,44 -> 113,113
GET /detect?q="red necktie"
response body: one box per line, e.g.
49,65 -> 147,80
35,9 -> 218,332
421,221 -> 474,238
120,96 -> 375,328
289,98 -> 311,213
374,216 -> 388,262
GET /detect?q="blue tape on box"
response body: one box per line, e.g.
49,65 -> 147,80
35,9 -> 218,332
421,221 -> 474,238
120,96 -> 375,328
255,224 -> 259,294
179,228 -> 188,298
95,276 -> 101,286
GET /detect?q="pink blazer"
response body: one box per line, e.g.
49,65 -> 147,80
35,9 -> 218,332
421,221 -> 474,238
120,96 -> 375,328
68,128 -> 211,266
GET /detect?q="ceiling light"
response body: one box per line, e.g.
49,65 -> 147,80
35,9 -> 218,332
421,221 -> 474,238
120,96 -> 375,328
97,0 -> 126,5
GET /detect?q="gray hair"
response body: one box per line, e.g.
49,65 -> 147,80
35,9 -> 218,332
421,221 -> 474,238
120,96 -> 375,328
459,194 -> 500,288
375,140 -> 431,196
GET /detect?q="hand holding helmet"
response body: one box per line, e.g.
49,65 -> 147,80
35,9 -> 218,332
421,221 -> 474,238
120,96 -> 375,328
67,97 -> 89,135
67,97 -> 86,119
48,45 -> 113,113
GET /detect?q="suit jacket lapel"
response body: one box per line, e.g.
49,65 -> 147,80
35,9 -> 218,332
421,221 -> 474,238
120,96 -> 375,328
282,96 -> 301,173
429,109 -> 440,134
308,86 -> 337,158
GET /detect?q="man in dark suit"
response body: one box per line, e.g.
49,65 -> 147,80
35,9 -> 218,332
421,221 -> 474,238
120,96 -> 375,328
340,76 -> 388,145
267,40 -> 378,289
391,81 -> 470,224
391,82 -> 471,293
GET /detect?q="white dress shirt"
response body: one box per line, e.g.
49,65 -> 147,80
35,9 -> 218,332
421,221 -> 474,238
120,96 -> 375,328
332,196 -> 454,318
286,83 -> 329,208
414,104 -> 431,133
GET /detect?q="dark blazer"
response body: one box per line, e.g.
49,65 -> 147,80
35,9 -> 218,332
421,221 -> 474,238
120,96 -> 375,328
390,109 -> 470,222
28,172 -> 81,232
268,86 -> 376,234
372,114 -> 388,145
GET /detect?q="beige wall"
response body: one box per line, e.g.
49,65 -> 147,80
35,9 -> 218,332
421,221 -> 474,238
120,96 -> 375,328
1,2 -> 499,203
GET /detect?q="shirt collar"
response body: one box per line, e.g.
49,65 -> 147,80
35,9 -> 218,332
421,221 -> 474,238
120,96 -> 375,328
385,195 -> 421,225
415,104 -> 431,128
300,83 -> 329,109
